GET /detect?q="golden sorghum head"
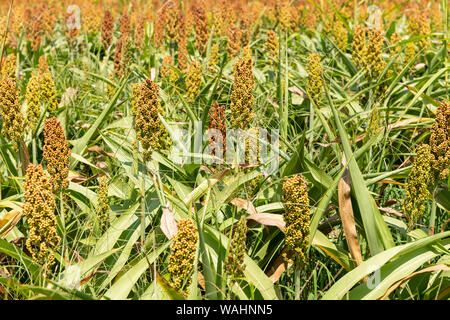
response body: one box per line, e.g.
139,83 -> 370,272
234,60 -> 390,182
239,14 -> 251,47
101,10 -> 114,48
185,61 -> 202,101
333,19 -> 348,51
403,144 -> 433,230
389,32 -> 402,56
408,12 -> 431,50
365,29 -> 386,80
168,218 -> 198,295
208,102 -> 226,157
352,25 -> 367,67
0,78 -> 24,150
38,55 -> 49,74
208,43 -> 219,72
114,39 -> 124,76
227,24 -> 241,59
212,7 -> 224,36
194,4 -> 209,56
82,2 -> 102,35
405,42 -> 416,64
289,6 -> 300,32
278,0 -> 291,33
165,0 -> 178,41
430,101 -> 450,180
97,176 -> 110,232
266,30 -> 279,65
282,174 -> 311,265
0,54 -> 16,80
154,9 -> 166,48
39,72 -> 58,113
42,117 -> 71,193
25,74 -> 41,130
176,12 -> 186,45
160,54 -> 177,83
134,14 -> 145,52
230,57 -> 254,130
28,7 -> 43,52
224,215 -> 247,280
119,13 -> 131,41
306,53 -> 323,106
23,163 -> 60,274
133,78 -> 171,159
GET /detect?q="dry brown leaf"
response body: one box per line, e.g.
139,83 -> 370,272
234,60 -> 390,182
247,213 -> 285,232
160,203 -> 178,240
288,86 -> 306,98
88,145 -> 116,158
230,198 -> 258,215
378,207 -> 405,218
266,247 -> 292,283
338,155 -> 363,267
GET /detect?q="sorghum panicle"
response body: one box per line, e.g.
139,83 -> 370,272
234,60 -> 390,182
208,43 -> 219,72
101,10 -> 114,48
230,57 -> 254,130
333,19 -> 348,51
365,29 -> 386,80
38,55 -> 49,74
227,24 -> 241,59
39,72 -> 58,113
165,0 -> 178,41
430,101 -> 450,180
154,10 -> 165,48
134,14 -> 145,52
133,78 -> 171,159
389,32 -> 402,56
266,30 -> 279,65
176,13 -> 188,72
194,4 -> 208,56
23,164 -> 60,274
97,176 -> 110,232
114,39 -> 124,76
25,74 -> 41,129
208,102 -> 226,157
224,215 -> 247,280
0,54 -> 16,80
185,61 -> 202,101
42,117 -> 71,193
306,53 -> 323,106
119,13 -> 131,42
0,78 -> 24,150
282,174 -> 311,265
352,25 -> 367,67
403,144 -> 433,230
168,219 -> 198,295
160,54 -> 177,83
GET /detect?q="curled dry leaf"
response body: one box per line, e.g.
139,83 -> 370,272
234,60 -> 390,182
230,198 -> 258,215
160,202 -> 178,240
246,213 -> 285,232
288,86 -> 306,98
88,145 -> 116,158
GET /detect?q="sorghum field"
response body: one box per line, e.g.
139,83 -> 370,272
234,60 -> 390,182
0,0 -> 449,301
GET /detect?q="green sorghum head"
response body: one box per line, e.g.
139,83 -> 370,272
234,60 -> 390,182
282,174 -> 311,266
168,218 -> 198,295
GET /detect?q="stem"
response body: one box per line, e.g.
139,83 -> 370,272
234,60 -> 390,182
429,188 -> 437,235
